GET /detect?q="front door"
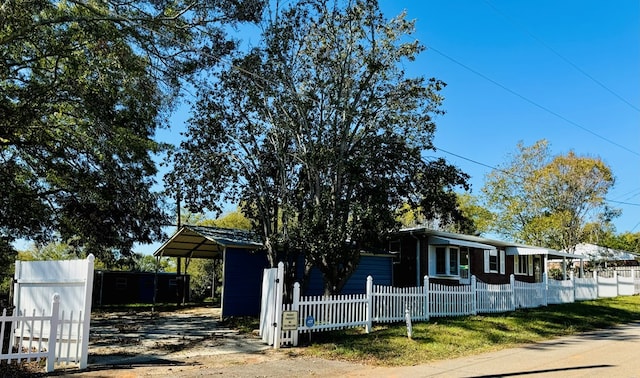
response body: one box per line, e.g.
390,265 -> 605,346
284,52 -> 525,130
534,256 -> 542,282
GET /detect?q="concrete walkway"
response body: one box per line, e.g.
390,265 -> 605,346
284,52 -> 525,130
358,321 -> 640,377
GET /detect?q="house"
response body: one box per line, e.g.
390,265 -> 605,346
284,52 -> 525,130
153,225 -> 394,316
389,227 -> 584,286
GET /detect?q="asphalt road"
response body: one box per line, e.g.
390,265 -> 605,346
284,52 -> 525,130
211,321 -> 640,378
353,321 -> 640,378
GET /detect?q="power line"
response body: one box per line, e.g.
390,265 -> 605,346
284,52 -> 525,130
482,0 -> 640,113
97,3 -> 640,211
426,44 -> 640,158
435,145 -> 640,207
100,1 -> 640,160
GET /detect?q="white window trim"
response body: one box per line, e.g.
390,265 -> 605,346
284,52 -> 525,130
514,255 -> 535,276
484,249 -> 505,274
429,245 -> 470,282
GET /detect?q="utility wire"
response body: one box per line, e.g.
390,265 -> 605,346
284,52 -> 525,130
435,145 -> 640,207
96,4 -> 640,209
426,44 -> 640,158
483,0 -> 640,113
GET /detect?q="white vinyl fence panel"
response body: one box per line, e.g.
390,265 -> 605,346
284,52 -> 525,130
617,274 -> 635,296
598,273 -> 619,298
547,278 -> 574,304
12,255 -> 94,369
574,277 -> 598,301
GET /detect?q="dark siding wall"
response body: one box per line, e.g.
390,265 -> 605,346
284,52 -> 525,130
222,248 -> 269,317
303,255 -> 393,296
393,237 -> 418,287
93,272 -> 189,305
342,255 -> 393,294
471,250 -> 511,284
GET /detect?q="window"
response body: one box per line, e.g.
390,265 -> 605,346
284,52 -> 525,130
459,248 -> 470,280
449,247 -> 459,276
514,255 -> 533,276
484,249 -> 505,274
435,247 -> 447,275
433,246 -> 466,278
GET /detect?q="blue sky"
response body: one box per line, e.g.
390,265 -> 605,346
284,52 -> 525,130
151,0 -> 640,253
376,0 -> 640,233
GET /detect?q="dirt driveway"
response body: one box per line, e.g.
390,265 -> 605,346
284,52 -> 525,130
54,308 -> 640,377
59,306 -> 366,377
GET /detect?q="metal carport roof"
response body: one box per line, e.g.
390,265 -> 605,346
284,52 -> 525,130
153,225 -> 263,259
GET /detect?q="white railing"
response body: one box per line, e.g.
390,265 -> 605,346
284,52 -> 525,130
1,294 -> 59,373
296,289 -> 368,332
371,278 -> 428,323
428,277 -> 476,317
267,265 -> 639,348
476,277 -> 514,313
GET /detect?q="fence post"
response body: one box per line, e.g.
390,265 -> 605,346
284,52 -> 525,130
594,270 -> 599,298
292,283 -> 300,346
470,276 -> 477,315
273,262 -> 285,349
614,270 -> 619,297
365,276 -> 373,333
46,293 -> 60,373
79,254 -> 94,370
542,272 -> 548,306
509,274 -> 515,311
423,275 -> 430,321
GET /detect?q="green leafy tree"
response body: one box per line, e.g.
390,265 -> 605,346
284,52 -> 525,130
168,0 -> 470,295
482,139 -> 617,251
1,0 -> 264,263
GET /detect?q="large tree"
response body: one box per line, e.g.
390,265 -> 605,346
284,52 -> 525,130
168,0 -> 470,295
482,139 -> 617,251
1,0 -> 263,263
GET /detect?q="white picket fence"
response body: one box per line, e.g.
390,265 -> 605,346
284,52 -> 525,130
261,263 -> 640,348
0,293 -> 87,373
2,255 -> 94,372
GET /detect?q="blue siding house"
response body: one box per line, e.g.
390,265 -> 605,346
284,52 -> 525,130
155,225 -> 394,316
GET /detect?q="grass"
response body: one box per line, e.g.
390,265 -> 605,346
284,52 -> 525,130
291,295 -> 640,366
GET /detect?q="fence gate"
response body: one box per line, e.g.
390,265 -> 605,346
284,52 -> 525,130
259,262 -> 284,348
10,255 -> 94,370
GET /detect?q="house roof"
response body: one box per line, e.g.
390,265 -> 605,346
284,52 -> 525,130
153,225 -> 263,259
563,243 -> 638,261
397,227 -> 584,259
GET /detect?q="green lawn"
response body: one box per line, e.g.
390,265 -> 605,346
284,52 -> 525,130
291,295 -> 640,366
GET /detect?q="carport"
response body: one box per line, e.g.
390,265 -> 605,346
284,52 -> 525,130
153,225 -> 267,317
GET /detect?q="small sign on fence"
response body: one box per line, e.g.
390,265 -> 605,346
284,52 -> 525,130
305,315 -> 315,328
282,311 -> 299,330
